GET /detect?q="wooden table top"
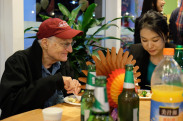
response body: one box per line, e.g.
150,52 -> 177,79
1,100 -> 150,121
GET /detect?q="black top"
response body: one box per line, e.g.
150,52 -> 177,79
129,43 -> 175,89
169,7 -> 183,45
0,39 -> 75,119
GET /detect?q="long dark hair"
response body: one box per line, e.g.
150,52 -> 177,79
141,0 -> 157,15
138,10 -> 169,42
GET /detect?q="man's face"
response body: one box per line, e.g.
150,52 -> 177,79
44,36 -> 73,62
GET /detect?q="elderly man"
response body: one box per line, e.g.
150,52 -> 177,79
0,18 -> 83,119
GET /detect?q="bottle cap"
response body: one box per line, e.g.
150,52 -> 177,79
87,65 -> 96,71
175,45 -> 183,50
125,64 -> 133,71
163,48 -> 174,56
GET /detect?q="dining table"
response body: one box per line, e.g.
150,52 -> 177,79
1,99 -> 151,121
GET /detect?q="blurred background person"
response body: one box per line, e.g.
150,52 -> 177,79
169,0 -> 183,45
134,0 -> 166,44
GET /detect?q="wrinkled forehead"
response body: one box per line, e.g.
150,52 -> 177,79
48,36 -> 73,43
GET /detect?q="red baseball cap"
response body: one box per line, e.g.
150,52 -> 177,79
37,18 -> 83,39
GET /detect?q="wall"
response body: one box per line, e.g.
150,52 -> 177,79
164,0 -> 178,23
0,0 -> 24,78
105,0 -> 121,51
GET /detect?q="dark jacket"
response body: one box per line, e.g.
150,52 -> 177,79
129,43 -> 175,90
169,7 -> 182,45
0,40 -> 74,119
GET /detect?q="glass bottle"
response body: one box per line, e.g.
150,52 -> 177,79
118,64 -> 139,121
81,65 -> 96,121
151,48 -> 183,121
174,45 -> 183,71
87,76 -> 113,121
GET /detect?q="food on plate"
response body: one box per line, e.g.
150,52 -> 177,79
67,97 -> 80,103
138,90 -> 151,97
140,90 -> 147,97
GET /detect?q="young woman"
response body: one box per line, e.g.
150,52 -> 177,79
129,10 -> 175,89
134,0 -> 166,44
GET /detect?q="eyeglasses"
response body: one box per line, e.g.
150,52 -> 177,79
57,41 -> 76,48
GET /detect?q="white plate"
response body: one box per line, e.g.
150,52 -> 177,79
64,95 -> 81,105
138,90 -> 152,99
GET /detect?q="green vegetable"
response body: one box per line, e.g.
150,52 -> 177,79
140,90 -> 147,97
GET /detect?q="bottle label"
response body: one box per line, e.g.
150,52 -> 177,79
92,87 -> 109,112
86,72 -> 96,90
86,84 -> 95,90
133,108 -> 138,121
84,109 -> 90,121
123,82 -> 135,89
150,100 -> 183,121
118,108 -> 138,121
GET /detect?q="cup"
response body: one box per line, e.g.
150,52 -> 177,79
42,107 -> 63,121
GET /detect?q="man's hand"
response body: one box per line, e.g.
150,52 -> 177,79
62,76 -> 81,94
72,79 -> 81,94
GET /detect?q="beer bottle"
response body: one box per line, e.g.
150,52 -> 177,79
81,65 -> 96,121
118,64 -> 139,121
87,76 -> 113,121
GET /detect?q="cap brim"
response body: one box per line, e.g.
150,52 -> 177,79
55,29 -> 83,39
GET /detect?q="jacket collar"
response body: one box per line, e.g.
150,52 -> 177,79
27,39 -> 43,79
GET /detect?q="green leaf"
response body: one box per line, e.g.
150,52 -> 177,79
24,27 -> 34,33
32,30 -> 38,32
126,27 -> 135,32
97,36 -> 122,41
90,36 -> 122,45
107,17 -> 122,24
92,24 -> 119,37
68,5 -> 82,26
24,27 -> 38,34
58,3 -> 71,17
82,3 -> 97,29
86,37 -> 95,43
39,14 -> 51,21
83,17 -> 105,33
